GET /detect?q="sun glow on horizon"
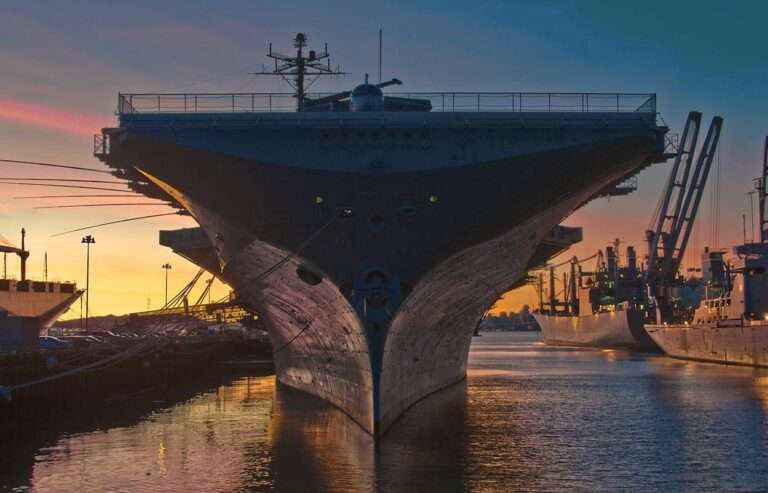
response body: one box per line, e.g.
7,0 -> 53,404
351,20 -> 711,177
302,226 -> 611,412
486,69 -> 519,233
0,98 -> 110,137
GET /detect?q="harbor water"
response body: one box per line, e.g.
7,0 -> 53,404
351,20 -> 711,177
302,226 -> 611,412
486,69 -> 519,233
2,332 -> 768,492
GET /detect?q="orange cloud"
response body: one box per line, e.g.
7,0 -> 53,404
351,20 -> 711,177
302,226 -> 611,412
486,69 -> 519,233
0,98 -> 111,137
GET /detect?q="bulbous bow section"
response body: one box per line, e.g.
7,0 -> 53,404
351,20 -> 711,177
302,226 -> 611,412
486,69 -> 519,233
224,237 -> 376,432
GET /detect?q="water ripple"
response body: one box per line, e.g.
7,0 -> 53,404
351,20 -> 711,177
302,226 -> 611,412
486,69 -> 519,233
2,333 -> 767,492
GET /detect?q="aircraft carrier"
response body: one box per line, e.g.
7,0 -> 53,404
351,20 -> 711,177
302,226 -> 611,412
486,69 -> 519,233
95,33 -> 668,434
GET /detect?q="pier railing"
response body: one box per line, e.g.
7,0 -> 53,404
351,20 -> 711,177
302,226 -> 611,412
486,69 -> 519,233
118,92 -> 656,114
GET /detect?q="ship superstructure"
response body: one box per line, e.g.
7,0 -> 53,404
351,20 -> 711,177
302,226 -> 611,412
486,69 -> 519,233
0,230 -> 82,352
534,242 -> 657,348
95,33 -> 668,434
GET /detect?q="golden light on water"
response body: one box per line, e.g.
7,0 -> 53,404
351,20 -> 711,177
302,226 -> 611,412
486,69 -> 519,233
754,376 -> 768,416
7,334 -> 768,491
601,348 -> 618,363
156,440 -> 166,476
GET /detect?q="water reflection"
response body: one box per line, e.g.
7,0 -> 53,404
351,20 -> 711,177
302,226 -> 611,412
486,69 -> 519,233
3,333 -> 768,492
266,384 -> 374,492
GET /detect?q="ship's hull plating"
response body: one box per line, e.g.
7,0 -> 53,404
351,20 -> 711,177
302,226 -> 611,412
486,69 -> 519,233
103,111 -> 664,434
155,174 -> 590,432
646,323 -> 768,367
534,309 -> 656,349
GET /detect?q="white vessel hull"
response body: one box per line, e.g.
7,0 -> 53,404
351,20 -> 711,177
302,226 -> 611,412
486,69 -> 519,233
534,309 -> 655,349
646,322 -> 768,367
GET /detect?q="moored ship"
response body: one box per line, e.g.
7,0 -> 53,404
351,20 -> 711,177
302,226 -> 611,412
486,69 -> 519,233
0,230 -> 82,352
95,33 -> 668,434
647,138 -> 768,367
647,244 -> 768,367
534,243 -> 656,348
535,112 -> 721,350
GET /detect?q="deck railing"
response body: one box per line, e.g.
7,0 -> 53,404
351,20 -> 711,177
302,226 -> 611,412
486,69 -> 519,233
118,92 -> 656,114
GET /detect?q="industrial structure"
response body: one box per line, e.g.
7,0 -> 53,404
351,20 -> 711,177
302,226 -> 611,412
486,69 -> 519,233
534,112 -> 722,349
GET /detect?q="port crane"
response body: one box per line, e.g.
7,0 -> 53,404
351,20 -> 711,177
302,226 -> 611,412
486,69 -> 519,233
644,111 -> 723,317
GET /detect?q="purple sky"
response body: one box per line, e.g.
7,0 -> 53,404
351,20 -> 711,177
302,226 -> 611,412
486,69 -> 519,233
1,0 -> 766,315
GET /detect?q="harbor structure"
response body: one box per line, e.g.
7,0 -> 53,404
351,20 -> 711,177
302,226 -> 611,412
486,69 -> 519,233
95,33 -> 668,434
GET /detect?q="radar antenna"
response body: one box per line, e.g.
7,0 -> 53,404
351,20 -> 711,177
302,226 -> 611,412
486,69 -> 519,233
251,33 -> 346,111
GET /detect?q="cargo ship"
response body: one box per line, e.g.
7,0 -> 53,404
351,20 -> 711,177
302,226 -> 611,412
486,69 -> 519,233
0,230 -> 82,352
647,138 -> 768,367
533,242 -> 656,348
95,33 -> 668,434
535,113 -> 721,350
647,244 -> 768,367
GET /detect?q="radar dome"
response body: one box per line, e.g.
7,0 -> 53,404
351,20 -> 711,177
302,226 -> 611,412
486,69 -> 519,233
350,77 -> 384,112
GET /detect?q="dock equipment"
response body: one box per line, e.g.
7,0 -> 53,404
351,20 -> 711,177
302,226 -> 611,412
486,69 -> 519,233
645,113 -> 723,286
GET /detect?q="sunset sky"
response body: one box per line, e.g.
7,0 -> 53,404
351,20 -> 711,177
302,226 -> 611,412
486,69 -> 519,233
1,1 -> 766,317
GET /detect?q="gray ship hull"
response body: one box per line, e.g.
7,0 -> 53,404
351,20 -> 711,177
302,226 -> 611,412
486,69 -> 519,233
534,309 -> 656,349
646,322 -> 768,367
100,110 -> 665,434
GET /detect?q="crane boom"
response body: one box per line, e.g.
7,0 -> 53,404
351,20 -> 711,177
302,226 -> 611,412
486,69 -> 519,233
645,113 -> 723,286
645,111 -> 702,281
661,116 -> 723,278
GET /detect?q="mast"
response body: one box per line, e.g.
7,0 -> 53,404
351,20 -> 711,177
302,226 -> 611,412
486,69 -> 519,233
760,136 -> 768,242
538,272 -> 544,312
549,266 -> 556,314
569,257 -> 579,314
252,33 -> 346,111
19,228 -> 28,281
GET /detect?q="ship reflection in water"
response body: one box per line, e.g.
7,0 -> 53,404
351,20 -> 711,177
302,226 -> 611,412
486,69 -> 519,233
3,333 -> 768,492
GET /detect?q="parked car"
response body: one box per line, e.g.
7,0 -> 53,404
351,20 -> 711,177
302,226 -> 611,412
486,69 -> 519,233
58,335 -> 103,347
39,336 -> 73,350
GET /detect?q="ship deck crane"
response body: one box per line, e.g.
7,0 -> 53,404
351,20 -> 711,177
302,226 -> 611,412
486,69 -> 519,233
644,112 -> 723,310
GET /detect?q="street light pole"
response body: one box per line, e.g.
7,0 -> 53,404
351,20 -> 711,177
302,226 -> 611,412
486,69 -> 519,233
81,235 -> 95,330
162,263 -> 172,307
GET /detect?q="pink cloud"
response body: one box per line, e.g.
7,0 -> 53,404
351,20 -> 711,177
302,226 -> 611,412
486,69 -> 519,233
0,98 -> 111,137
